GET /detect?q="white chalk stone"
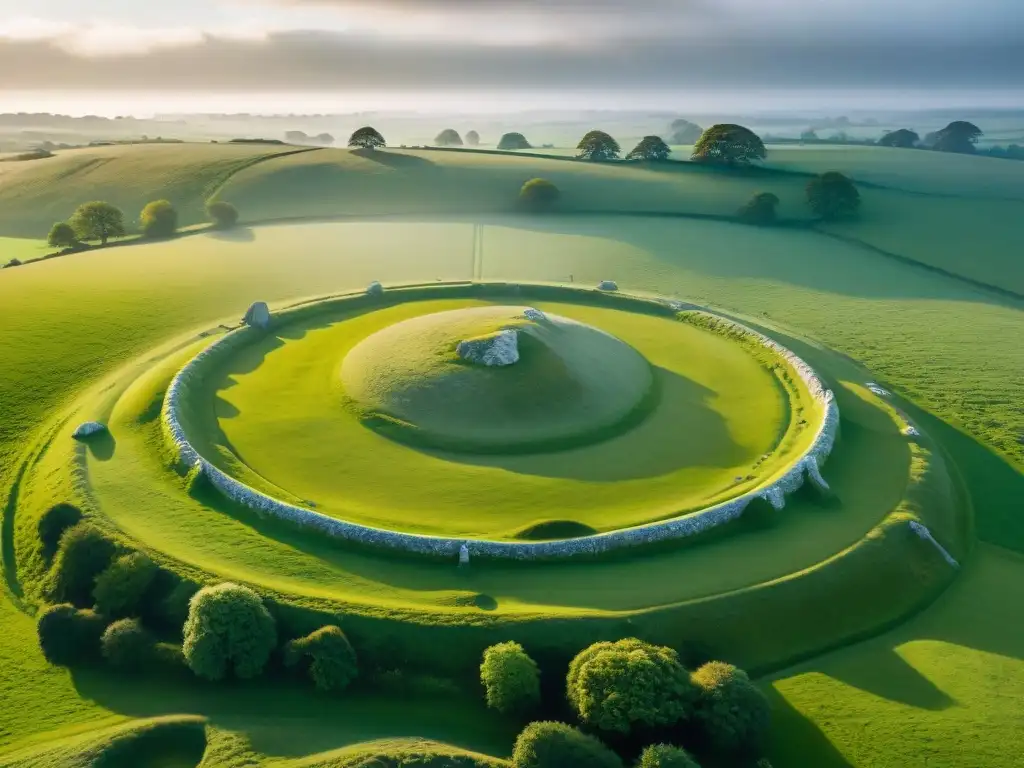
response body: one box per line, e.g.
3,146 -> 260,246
457,329 -> 519,366
243,301 -> 271,330
72,421 -> 107,439
866,382 -> 890,397
597,280 -> 618,292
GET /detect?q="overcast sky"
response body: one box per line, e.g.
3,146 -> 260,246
1,0 -> 1022,109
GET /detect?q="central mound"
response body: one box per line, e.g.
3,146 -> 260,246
340,305 -> 655,452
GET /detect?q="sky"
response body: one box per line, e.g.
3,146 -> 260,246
1,0 -> 1022,115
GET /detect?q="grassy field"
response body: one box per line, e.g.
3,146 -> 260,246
0,143 -> 1021,766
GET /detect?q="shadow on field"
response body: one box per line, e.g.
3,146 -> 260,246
762,685 -> 856,768
84,430 -> 116,461
353,148 -> 438,170
206,226 -> 256,242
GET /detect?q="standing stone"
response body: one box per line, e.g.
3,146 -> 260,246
367,281 -> 384,297
459,543 -> 470,567
243,301 -> 271,330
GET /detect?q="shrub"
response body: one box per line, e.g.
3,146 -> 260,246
498,132 -> 532,150
70,201 -> 126,245
737,192 -> 780,226
205,200 -> 239,229
93,552 -> 158,618
519,179 -> 560,211
636,744 -> 701,768
284,625 -> 359,692
45,523 -> 117,606
140,200 -> 178,239
480,641 -> 541,715
692,662 -> 771,754
806,171 -> 861,221
182,582 -> 276,681
154,576 -> 201,631
101,618 -> 156,671
37,603 -> 107,665
567,638 -> 698,733
37,502 -> 83,559
511,721 -> 623,768
47,222 -> 78,249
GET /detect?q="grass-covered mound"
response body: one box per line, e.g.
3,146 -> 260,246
341,305 -> 655,452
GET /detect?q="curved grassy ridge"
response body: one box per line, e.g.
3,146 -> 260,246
160,283 -> 831,554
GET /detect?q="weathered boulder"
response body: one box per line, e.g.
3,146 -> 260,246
243,301 -> 271,330
456,330 -> 519,366
523,308 -> 545,321
597,280 -> 618,292
72,422 -> 107,440
367,281 -> 384,297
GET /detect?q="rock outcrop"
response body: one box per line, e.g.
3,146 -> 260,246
523,308 -> 545,321
72,421 -> 107,439
243,301 -> 271,330
597,280 -> 618,291
456,330 -> 519,366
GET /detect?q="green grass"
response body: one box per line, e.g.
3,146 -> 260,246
0,238 -> 49,264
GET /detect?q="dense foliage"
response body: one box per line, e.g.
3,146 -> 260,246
69,201 -> 126,245
498,132 -> 532,150
806,171 -> 861,220
480,641 -> 541,715
46,221 -> 78,249
566,638 -> 697,733
692,662 -> 771,754
577,130 -> 621,161
44,523 -> 117,606
284,624 -> 359,692
637,744 -> 701,768
93,552 -> 158,618
101,618 -> 156,671
37,603 -> 107,666
140,200 -> 178,239
879,129 -> 920,148
510,721 -> 623,768
182,582 -> 276,681
737,192 -> 780,226
465,130 -> 480,146
205,200 -> 239,229
668,119 -> 703,145
692,125 -> 766,166
348,126 -> 386,149
930,121 -> 983,154
435,129 -> 463,147
37,502 -> 83,559
519,178 -> 560,211
627,136 -> 671,162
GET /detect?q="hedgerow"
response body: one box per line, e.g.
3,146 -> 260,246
44,523 -> 117,606
37,502 -> 83,559
93,552 -> 158,618
510,721 -> 622,768
102,618 -> 156,672
37,603 -> 108,665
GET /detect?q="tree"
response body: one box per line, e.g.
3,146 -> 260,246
737,192 -> 780,226
637,744 -> 701,768
511,722 -> 622,768
205,200 -> 239,229
284,625 -> 358,692
466,130 -> 481,147
627,136 -> 671,162
435,129 -> 463,147
44,523 -> 117,606
519,179 -> 560,211
692,125 -> 766,166
37,604 -> 107,666
285,130 -> 309,144
576,130 -> 620,161
692,661 -> 771,754
37,502 -> 83,559
70,201 -> 126,246
800,128 -> 819,142
878,129 -> 920,148
348,126 -> 386,150
806,171 -> 861,220
481,641 -> 541,715
498,132 -> 532,150
47,222 -> 78,249
566,638 -> 698,733
668,119 -> 703,145
183,582 -> 276,681
931,121 -> 983,153
314,133 -> 335,146
101,618 -> 156,671
93,552 -> 158,618
140,200 -> 178,239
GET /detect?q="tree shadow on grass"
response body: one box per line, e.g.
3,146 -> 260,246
761,684 -> 856,768
204,227 -> 256,242
351,148 -> 438,170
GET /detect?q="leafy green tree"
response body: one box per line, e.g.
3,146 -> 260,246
140,200 -> 178,239
627,136 -> 671,161
692,661 -> 771,754
466,130 -> 481,146
878,129 -> 920,148
498,132 -> 532,150
44,523 -> 117,606
576,130 -> 621,161
93,552 -> 158,618
37,502 -> 83,559
637,744 -> 701,768
806,171 -> 861,220
205,200 -> 239,229
692,125 -> 766,166
47,222 -> 78,249
519,178 -> 560,211
348,126 -> 386,150
668,119 -> 703,145
101,618 -> 156,671
183,582 -> 276,681
567,638 -> 698,733
738,192 -> 780,226
69,201 -> 126,246
931,121 -> 983,153
481,641 -> 541,715
435,128 -> 463,147
511,722 -> 623,768
284,625 -> 358,692
37,604 -> 108,666
800,128 -> 819,142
